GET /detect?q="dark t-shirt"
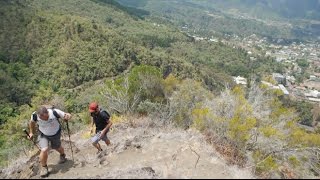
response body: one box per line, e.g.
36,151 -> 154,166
91,110 -> 110,133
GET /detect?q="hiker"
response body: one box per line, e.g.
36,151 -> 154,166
89,102 -> 112,155
28,106 -> 72,177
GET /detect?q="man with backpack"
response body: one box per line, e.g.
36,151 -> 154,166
28,106 -> 72,177
88,102 -> 112,156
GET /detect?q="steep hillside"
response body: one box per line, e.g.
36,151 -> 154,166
0,0 -> 283,124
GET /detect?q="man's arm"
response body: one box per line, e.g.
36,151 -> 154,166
63,113 -> 72,121
100,120 -> 112,137
29,119 -> 36,139
55,109 -> 71,121
90,117 -> 95,134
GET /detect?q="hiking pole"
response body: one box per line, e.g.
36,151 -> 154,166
65,121 -> 74,161
23,129 -> 40,150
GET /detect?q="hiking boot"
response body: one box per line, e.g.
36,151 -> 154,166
58,154 -> 67,164
40,165 -> 49,177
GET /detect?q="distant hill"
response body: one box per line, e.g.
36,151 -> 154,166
208,0 -> 320,20
117,0 -> 320,41
118,0 -> 320,20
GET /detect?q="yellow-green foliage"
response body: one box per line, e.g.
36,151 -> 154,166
81,131 -> 91,139
171,79 -> 211,128
289,127 -> 320,147
258,156 -> 279,172
272,89 -> 284,97
77,111 -> 91,125
259,83 -> 269,90
229,116 -> 257,142
262,75 -> 277,85
162,74 -> 180,97
269,98 -> 291,121
253,151 -> 279,173
192,107 -> 210,131
253,150 -> 263,161
285,120 -> 295,128
232,85 -> 245,96
288,156 -> 300,168
289,128 -> 305,146
260,126 -> 278,137
228,86 -> 257,145
110,114 -> 127,124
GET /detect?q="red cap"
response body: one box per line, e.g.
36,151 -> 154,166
89,102 -> 98,113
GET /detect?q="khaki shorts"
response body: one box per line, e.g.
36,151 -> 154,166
91,131 -> 108,144
38,130 -> 61,150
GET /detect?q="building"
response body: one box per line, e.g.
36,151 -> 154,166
273,73 -> 286,86
310,75 -> 317,81
305,90 -> 320,98
193,36 -> 205,41
233,76 -> 247,85
308,98 -> 320,102
209,38 -> 218,42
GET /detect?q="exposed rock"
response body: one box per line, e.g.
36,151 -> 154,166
141,167 -> 155,174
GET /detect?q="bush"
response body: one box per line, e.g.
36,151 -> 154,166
169,79 -> 211,129
128,65 -> 164,102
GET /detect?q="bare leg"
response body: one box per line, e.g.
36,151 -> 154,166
40,148 -> 49,167
105,139 -> 111,146
92,142 -> 102,151
55,146 -> 65,155
54,146 -> 67,164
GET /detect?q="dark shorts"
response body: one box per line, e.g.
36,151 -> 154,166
91,131 -> 108,144
38,131 -> 61,150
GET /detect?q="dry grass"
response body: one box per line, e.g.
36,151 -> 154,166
204,131 -> 247,167
278,164 -> 297,179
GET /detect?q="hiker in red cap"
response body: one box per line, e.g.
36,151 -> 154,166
89,102 -> 112,156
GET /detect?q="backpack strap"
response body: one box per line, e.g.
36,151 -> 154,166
51,108 -> 62,129
32,111 -> 38,121
52,109 -> 60,119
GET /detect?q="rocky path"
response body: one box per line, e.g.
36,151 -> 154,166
1,118 -> 253,179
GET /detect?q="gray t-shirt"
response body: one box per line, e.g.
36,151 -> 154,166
31,109 -> 65,136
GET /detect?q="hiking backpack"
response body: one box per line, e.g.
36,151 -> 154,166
100,108 -> 111,120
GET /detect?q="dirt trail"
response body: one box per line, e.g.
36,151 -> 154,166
1,118 -> 254,179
